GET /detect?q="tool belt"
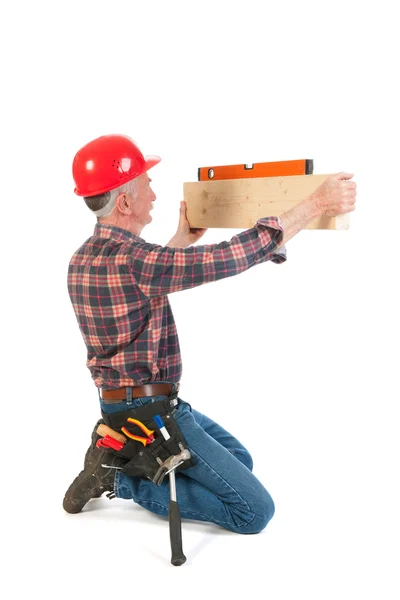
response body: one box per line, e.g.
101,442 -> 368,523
101,394 -> 193,485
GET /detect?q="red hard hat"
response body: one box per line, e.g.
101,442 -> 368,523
72,134 -> 161,197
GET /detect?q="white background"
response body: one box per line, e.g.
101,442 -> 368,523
1,0 -> 399,596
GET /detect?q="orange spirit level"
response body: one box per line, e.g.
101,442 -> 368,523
198,159 -> 313,181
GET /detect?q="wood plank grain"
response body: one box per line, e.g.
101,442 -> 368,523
184,174 -> 349,230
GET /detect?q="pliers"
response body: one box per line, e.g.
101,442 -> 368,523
121,418 -> 155,446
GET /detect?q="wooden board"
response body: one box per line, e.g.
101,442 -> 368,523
184,174 -> 349,230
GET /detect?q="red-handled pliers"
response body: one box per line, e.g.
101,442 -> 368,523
121,418 -> 155,446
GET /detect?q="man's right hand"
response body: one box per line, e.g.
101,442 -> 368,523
278,171 -> 357,246
312,172 -> 357,217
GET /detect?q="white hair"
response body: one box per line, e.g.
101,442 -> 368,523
90,178 -> 140,218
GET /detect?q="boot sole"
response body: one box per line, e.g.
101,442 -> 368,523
63,448 -> 107,514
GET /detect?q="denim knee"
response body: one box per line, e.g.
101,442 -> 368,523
256,493 -> 275,533
243,492 -> 275,534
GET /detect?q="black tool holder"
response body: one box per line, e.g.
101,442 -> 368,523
101,396 -> 192,565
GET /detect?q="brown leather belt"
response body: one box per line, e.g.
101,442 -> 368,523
101,383 -> 176,404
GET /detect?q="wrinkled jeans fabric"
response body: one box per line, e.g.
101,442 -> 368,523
101,393 -> 274,534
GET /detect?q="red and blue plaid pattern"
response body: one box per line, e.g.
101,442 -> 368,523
68,219 -> 285,389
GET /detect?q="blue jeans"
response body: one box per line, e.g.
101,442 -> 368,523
100,392 -> 275,534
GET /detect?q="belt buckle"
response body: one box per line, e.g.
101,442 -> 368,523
169,382 -> 179,408
126,386 -> 133,405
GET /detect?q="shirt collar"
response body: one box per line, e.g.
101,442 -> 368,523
94,223 -> 145,243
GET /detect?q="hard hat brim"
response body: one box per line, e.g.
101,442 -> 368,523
144,155 -> 162,171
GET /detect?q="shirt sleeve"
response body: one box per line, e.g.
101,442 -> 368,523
130,216 -> 286,298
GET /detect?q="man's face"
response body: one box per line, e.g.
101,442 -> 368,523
130,172 -> 156,228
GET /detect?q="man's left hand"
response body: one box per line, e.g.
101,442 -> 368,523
167,201 -> 208,248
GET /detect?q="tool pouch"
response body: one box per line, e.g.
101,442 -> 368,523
101,397 -> 193,485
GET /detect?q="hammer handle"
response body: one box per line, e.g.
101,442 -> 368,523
169,499 -> 186,566
97,423 -> 126,444
169,471 -> 186,566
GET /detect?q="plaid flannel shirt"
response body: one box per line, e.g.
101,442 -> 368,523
68,218 -> 286,389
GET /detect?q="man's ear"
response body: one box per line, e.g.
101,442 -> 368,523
115,193 -> 130,215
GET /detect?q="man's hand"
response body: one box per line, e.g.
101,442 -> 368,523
313,172 -> 357,217
167,201 -> 208,248
279,172 -> 357,245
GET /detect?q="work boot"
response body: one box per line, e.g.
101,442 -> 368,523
63,419 -> 124,514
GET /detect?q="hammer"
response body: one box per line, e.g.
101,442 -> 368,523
154,415 -> 190,566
